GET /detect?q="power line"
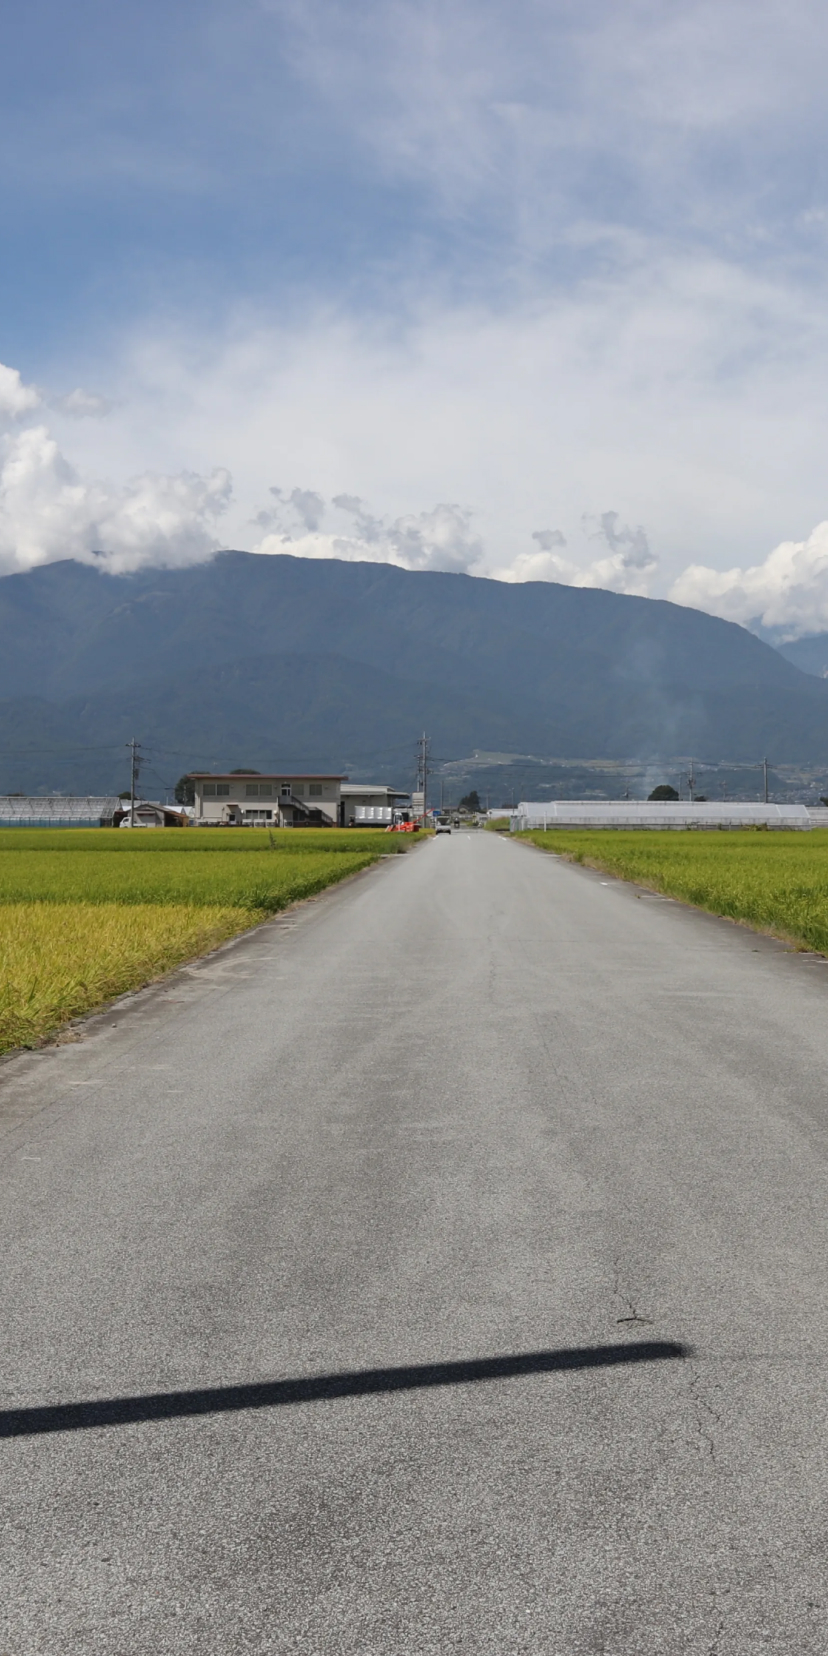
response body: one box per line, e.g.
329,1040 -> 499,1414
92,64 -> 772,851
0,743 -> 132,757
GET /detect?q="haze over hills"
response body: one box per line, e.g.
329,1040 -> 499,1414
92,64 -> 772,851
776,635 -> 828,679
2,552 -> 828,796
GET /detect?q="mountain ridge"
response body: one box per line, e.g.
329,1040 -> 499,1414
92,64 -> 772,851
1,552 -> 827,794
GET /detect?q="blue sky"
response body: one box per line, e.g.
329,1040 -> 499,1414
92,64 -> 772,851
3,0 -> 828,635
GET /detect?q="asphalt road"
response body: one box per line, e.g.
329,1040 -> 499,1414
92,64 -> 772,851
3,830 -> 828,1654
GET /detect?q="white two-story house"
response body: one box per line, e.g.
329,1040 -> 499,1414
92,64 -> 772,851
191,772 -> 346,827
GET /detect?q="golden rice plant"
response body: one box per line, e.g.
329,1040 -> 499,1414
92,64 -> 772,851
522,829 -> 828,954
0,829 -> 399,1052
0,903 -> 254,1053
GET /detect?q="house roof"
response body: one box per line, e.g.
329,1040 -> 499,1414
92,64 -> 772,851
189,773 -> 347,782
341,783 -> 409,797
117,800 -> 189,818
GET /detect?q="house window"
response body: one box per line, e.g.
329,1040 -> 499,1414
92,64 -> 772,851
258,784 -> 273,797
309,783 -> 323,796
281,784 -> 291,797
203,783 -> 217,797
216,784 -> 230,797
243,809 -> 272,824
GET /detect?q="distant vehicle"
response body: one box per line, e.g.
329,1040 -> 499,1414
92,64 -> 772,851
435,820 -> 451,834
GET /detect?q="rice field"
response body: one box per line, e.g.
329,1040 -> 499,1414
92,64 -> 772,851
0,848 -> 383,907
0,903 -> 253,1054
520,828 -> 828,954
0,827 -> 409,1053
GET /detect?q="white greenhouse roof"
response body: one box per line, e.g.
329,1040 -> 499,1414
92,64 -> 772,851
0,796 -> 123,825
512,801 -> 816,831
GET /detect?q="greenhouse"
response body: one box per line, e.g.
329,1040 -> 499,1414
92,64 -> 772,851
511,801 -> 821,831
0,796 -> 123,827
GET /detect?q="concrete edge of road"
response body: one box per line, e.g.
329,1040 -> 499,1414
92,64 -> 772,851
507,828 -> 828,973
0,845 -> 419,1094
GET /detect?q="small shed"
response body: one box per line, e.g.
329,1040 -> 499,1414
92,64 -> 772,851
116,801 -> 189,828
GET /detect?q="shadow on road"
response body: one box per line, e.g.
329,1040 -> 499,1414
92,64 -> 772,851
0,1341 -> 689,1438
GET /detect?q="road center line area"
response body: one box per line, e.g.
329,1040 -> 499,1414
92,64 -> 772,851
3,830 -> 828,1654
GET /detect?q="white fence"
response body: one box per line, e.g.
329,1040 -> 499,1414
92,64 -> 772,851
512,801 -> 818,831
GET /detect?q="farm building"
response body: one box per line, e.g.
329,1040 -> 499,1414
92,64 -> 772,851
190,773 -> 346,827
116,801 -> 190,827
340,783 -> 411,826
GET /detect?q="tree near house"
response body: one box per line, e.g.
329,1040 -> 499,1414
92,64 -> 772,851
648,784 -> 679,801
459,789 -> 481,811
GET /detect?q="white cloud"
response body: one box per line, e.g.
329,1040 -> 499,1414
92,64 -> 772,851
7,4 -> 828,639
495,512 -> 657,596
582,510 -> 658,594
265,486 -> 326,532
54,387 -> 115,419
6,314 -> 828,642
273,0 -> 828,270
81,240 -> 828,605
670,522 -> 828,639
0,363 -> 40,420
253,495 -> 482,574
3,217 -> 828,636
0,417 -> 232,576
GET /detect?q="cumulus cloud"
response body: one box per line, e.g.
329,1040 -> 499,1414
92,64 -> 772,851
532,529 -> 566,552
495,512 -> 658,596
254,486 -> 324,533
54,387 -> 115,419
0,366 -> 232,576
253,493 -> 483,574
0,363 -> 40,420
670,521 -> 828,639
588,511 -> 653,570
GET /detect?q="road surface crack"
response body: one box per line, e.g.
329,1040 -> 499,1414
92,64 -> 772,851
612,1254 -> 654,1326
686,1366 -> 722,1465
707,1615 -> 726,1654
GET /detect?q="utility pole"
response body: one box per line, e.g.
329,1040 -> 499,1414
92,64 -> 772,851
688,759 -> 695,803
763,757 -> 769,803
416,732 -> 430,826
127,738 -> 143,828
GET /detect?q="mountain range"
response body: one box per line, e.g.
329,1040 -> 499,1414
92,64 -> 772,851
2,551 -> 828,795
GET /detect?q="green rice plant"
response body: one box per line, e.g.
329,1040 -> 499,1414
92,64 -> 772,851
0,827 -> 406,856
520,829 -> 828,953
0,902 -> 255,1053
0,848 -> 379,908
